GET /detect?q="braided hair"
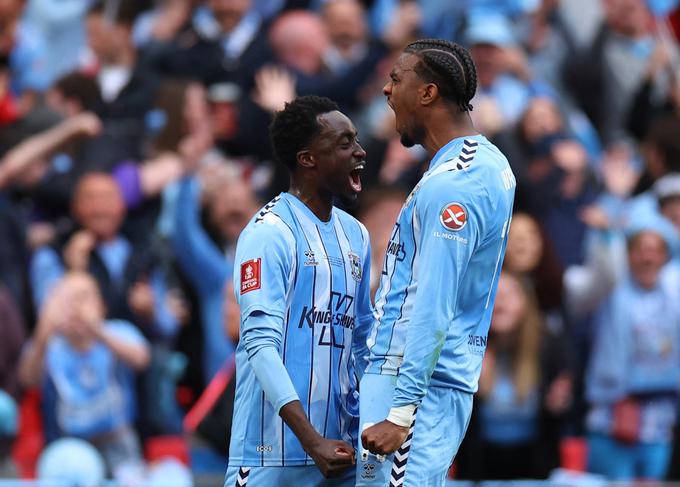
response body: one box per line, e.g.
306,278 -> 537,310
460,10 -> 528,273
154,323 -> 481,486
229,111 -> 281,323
404,39 -> 477,113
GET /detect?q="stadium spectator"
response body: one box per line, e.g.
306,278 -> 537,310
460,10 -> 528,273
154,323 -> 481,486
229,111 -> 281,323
0,0 -> 50,111
143,0 -> 274,90
501,98 -> 599,267
636,115 -> 680,195
0,285 -> 25,477
585,218 -> 680,480
514,0 -> 577,101
466,14 -> 534,136
18,271 -> 150,478
269,8 -> 418,113
132,0 -> 194,50
29,171 -> 186,346
21,0 -> 90,90
504,212 -> 565,313
495,96 -> 573,211
172,156 -> 258,382
0,200 -> 32,315
459,271 -> 572,479
80,0 -> 160,171
628,41 -> 680,140
0,111 -> 103,219
567,0 -> 661,144
321,0 -> 372,75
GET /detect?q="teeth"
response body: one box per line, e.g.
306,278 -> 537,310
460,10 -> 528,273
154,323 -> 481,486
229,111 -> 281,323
354,165 -> 365,171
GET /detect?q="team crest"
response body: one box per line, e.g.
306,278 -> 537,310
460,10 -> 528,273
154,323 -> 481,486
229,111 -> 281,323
348,252 -> 362,282
440,202 -> 467,231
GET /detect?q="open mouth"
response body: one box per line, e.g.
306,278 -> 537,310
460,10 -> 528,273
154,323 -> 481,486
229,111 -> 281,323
349,163 -> 365,193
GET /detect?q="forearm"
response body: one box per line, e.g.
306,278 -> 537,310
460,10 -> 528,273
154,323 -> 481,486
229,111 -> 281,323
98,328 -> 150,370
139,153 -> 183,198
392,317 -> 447,408
243,312 -> 298,412
18,338 -> 48,388
0,121 -> 76,187
279,400 -> 323,452
249,346 -> 299,412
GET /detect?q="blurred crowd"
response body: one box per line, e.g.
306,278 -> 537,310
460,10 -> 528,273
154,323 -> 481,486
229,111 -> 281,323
1,0 -> 680,484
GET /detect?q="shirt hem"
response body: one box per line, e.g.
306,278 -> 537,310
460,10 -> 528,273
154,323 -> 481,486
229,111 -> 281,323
228,458 -> 313,467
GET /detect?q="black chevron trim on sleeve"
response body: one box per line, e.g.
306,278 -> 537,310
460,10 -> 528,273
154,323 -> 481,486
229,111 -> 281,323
388,408 -> 418,487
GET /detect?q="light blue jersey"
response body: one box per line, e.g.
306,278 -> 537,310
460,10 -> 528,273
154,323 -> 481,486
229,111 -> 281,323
366,134 -> 516,406
230,192 -> 373,467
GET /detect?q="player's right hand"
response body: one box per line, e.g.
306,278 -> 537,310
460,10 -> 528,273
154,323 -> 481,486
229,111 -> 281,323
307,438 -> 355,478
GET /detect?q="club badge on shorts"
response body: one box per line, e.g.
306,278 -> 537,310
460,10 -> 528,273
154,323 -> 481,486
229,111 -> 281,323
240,258 -> 261,294
440,202 -> 467,231
348,252 -> 362,282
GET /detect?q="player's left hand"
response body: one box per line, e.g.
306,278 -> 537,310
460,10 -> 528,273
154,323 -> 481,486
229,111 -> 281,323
361,419 -> 410,456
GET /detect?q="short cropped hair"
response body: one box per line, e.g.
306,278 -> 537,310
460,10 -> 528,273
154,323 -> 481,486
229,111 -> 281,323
269,95 -> 339,171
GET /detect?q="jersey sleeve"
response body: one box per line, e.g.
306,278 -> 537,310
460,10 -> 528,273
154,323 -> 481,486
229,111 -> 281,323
243,313 -> 300,413
233,218 -> 295,321
392,180 -> 483,408
352,223 -> 374,378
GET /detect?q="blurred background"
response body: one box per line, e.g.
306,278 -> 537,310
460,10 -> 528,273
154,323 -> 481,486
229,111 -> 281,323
1,0 -> 680,485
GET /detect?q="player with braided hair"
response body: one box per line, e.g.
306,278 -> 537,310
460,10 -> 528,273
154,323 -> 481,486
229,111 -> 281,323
403,39 -> 477,113
357,40 -> 516,486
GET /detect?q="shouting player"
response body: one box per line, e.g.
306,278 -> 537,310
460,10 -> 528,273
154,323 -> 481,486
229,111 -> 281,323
358,39 -> 516,486
226,96 -> 374,486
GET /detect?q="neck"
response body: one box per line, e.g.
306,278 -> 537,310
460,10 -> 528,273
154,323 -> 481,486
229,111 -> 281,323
289,176 -> 333,222
421,111 -> 477,159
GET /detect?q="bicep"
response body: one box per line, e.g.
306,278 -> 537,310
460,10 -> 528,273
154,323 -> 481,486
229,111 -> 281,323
411,194 -> 480,318
235,226 -> 294,320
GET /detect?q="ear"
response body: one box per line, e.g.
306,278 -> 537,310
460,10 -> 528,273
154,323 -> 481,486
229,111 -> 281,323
296,149 -> 316,169
420,83 -> 439,106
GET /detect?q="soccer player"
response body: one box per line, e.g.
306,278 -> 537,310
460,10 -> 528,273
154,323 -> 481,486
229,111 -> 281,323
358,39 -> 516,486
225,95 -> 373,486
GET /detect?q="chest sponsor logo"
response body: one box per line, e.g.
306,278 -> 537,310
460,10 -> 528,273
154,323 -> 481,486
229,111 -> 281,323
298,292 -> 355,348
440,202 -> 467,231
382,224 -> 405,276
386,239 -> 406,261
240,258 -> 261,294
